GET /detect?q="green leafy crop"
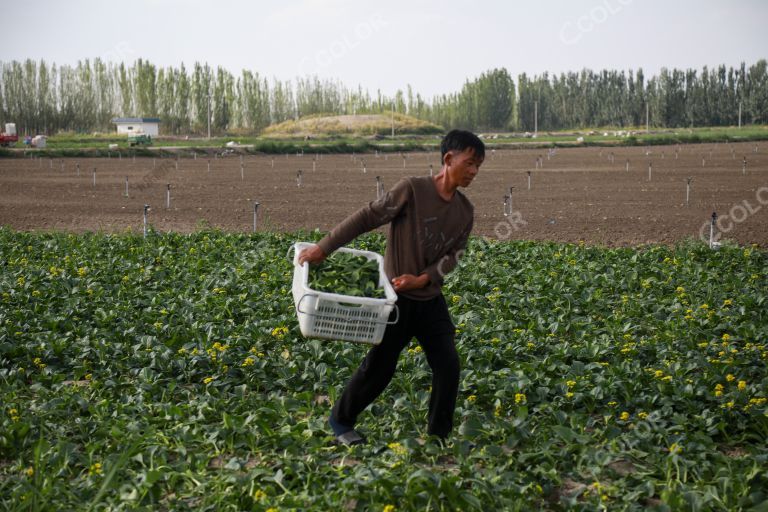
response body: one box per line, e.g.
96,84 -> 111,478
307,252 -> 385,298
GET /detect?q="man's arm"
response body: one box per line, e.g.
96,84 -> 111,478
299,179 -> 410,265
422,218 -> 473,287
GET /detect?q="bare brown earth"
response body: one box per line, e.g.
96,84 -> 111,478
0,142 -> 766,247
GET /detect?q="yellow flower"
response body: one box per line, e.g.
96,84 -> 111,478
566,380 -> 576,388
31,290 -> 41,297
271,326 -> 289,339
726,374 -> 735,382
17,276 -> 25,286
467,395 -> 477,403
383,506 -> 396,512
241,357 -> 255,367
25,467 -> 34,477
638,412 -> 649,420
177,347 -> 187,355
451,295 -> 460,304
619,412 -> 630,421
77,267 -> 87,277
607,401 -> 618,407
387,442 -> 407,456
85,373 -> 92,381
723,299 -> 732,307
723,401 -> 735,409
266,508 -> 278,512
699,304 -> 709,310
565,392 -> 574,399
722,334 -> 731,342
253,489 -> 267,500
490,337 -> 500,344
153,321 -> 163,329
676,286 -> 685,294
33,357 -> 46,369
654,370 -> 664,378
515,393 -> 527,405
715,390 -> 723,397
89,462 -> 103,476
669,443 -> 682,454
738,381 -> 747,391
203,376 -> 215,385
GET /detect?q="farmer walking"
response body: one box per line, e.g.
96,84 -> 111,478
298,130 -> 484,445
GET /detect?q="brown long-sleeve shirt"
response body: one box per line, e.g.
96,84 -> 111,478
317,176 -> 474,300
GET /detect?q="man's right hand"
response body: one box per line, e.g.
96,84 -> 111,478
298,244 -> 327,265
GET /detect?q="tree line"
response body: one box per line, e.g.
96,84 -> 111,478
0,58 -> 765,136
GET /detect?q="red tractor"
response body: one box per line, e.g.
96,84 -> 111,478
0,123 -> 18,147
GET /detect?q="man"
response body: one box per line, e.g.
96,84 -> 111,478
298,129 -> 484,445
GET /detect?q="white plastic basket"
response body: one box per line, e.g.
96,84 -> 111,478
291,241 -> 398,345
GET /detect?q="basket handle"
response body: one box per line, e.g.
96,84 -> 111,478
296,293 -> 400,326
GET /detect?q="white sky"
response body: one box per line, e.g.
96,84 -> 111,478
1,0 -> 766,98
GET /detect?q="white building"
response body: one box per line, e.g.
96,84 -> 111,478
112,117 -> 160,136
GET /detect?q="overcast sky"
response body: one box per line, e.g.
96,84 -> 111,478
1,0 -> 765,98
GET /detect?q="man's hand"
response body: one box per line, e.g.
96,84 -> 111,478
298,244 -> 326,265
391,273 -> 430,292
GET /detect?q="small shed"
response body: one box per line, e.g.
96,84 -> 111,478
111,117 -> 160,136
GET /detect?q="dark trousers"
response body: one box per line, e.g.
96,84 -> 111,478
332,294 -> 460,438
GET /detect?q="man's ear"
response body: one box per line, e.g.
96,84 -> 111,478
443,150 -> 453,167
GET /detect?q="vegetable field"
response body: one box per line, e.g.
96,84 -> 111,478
1,229 -> 767,510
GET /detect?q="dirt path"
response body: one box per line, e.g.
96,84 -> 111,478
1,142 -> 765,246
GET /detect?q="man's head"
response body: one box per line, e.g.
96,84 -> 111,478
440,129 -> 485,188
440,129 -> 485,165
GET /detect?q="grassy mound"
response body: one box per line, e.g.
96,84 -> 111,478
262,113 -> 443,138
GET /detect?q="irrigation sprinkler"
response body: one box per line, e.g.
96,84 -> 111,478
49,158 -> 53,169
503,187 -> 514,216
240,163 -> 244,181
685,177 -> 693,206
271,157 -> 274,169
76,162 -> 80,176
207,159 -> 211,173
732,148 -> 736,160
609,152 -> 614,164
143,205 -> 150,238
648,162 -> 652,181
709,212 -> 718,249
702,156 -> 706,167
742,157 -> 747,175
153,158 -> 156,169
527,171 -> 532,190
754,144 -> 758,154
625,159 -> 630,172
661,151 -> 665,160
119,152 -> 122,161
429,164 -> 433,177
124,176 -> 129,198
312,158 -> 316,172
166,184 -> 171,209
253,201 -> 260,232
376,176 -> 384,199
60,160 -> 64,172
297,170 -> 303,187
133,153 -> 136,163
92,168 -> 96,188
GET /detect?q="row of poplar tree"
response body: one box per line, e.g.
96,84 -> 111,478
0,59 -> 766,135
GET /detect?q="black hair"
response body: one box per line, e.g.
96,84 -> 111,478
440,129 -> 485,163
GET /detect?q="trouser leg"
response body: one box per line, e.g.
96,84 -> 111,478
419,330 -> 460,438
332,301 -> 412,427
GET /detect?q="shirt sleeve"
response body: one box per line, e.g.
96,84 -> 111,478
317,178 -> 411,256
423,216 -> 473,286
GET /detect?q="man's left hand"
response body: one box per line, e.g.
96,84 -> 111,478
391,273 -> 429,292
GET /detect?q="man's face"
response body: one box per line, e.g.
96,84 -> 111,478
446,148 -> 483,187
